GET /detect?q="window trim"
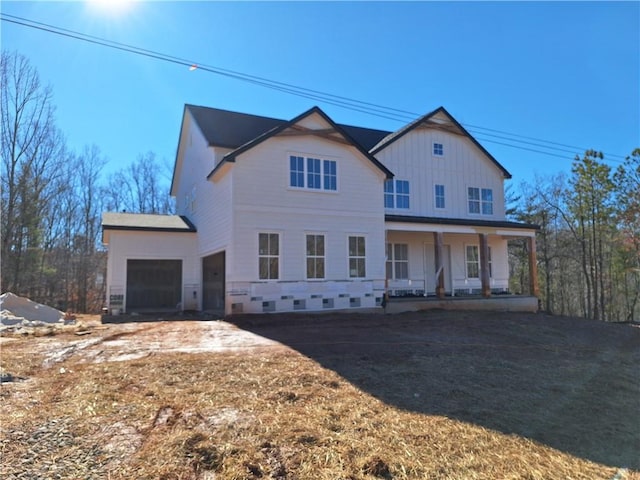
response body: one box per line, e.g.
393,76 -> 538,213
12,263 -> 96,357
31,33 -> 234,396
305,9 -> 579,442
434,183 -> 445,210
347,235 -> 366,278
384,179 -> 410,210
433,142 -> 444,157
465,244 -> 492,279
289,154 -> 338,192
386,243 -> 409,280
305,233 -> 326,280
258,232 -> 280,280
467,186 -> 494,216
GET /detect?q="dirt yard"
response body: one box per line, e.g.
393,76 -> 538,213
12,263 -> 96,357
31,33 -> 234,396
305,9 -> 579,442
1,310 -> 638,479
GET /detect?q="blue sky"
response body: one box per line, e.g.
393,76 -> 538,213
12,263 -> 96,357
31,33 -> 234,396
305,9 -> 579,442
1,1 -> 638,188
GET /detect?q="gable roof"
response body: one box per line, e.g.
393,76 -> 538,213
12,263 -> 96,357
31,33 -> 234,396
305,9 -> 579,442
185,104 -> 390,152
370,106 -> 512,179
205,106 -> 394,180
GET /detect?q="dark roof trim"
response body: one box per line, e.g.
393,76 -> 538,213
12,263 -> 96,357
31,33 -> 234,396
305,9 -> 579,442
102,215 -> 197,233
385,214 -> 539,230
207,106 -> 394,180
371,107 -> 512,179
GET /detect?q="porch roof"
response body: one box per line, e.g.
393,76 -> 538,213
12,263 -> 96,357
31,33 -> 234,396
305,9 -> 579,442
385,214 -> 539,235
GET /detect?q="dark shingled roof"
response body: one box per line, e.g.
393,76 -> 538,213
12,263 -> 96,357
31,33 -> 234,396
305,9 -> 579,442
206,106 -> 394,180
102,213 -> 196,232
186,104 -> 391,152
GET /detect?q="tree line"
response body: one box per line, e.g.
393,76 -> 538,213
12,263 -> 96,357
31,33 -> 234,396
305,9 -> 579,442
1,51 -> 173,313
508,149 -> 640,322
2,51 -> 638,320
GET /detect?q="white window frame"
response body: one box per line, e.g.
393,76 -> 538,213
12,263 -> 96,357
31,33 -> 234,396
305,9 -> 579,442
386,243 -> 409,280
434,184 -> 445,210
383,179 -> 410,209
348,235 -> 366,278
465,244 -> 492,279
468,187 -> 494,216
289,154 -> 337,192
258,232 -> 280,280
305,234 -> 325,280
433,142 -> 444,157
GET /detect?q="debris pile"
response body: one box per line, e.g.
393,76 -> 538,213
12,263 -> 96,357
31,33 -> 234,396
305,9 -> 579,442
1,292 -> 66,328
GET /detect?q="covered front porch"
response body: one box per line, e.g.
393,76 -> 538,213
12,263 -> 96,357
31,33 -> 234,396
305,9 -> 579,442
384,215 -> 539,306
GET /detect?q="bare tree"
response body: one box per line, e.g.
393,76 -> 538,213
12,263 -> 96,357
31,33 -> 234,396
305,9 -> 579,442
1,51 -> 67,296
103,151 -> 174,214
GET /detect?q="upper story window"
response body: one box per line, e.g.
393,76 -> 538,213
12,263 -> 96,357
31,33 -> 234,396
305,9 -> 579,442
384,179 -> 410,209
433,142 -> 444,156
468,187 -> 493,215
289,155 -> 337,191
435,184 -> 445,209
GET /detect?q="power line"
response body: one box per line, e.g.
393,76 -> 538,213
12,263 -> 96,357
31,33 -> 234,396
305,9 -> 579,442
1,13 -> 629,163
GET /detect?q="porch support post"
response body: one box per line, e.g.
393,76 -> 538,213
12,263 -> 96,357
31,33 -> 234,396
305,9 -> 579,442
479,233 -> 491,298
527,236 -> 540,297
433,232 -> 445,298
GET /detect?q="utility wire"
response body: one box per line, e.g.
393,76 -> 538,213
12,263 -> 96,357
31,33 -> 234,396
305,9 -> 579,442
1,13 -> 629,163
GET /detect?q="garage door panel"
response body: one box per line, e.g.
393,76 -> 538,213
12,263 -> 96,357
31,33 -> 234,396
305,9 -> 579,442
126,260 -> 182,310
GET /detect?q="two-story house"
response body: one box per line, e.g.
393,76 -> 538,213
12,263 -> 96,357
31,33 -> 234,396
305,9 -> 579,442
102,105 -> 539,315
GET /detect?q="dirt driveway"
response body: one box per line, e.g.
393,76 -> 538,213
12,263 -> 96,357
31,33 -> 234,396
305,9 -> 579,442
1,317 -> 285,367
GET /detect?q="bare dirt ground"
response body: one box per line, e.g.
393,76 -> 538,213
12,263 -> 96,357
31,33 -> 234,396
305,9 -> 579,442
1,310 -> 638,479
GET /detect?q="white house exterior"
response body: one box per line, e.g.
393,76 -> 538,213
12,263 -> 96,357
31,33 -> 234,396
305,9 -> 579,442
102,105 -> 539,315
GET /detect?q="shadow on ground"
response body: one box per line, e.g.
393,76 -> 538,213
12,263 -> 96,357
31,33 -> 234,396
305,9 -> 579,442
231,310 -> 640,470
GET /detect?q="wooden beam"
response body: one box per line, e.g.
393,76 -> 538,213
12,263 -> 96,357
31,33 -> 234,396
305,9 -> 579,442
479,233 -> 491,298
416,121 -> 464,136
277,126 -> 351,145
433,232 -> 445,299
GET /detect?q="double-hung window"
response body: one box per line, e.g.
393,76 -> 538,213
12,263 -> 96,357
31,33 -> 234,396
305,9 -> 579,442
465,245 -> 492,279
289,155 -> 337,191
306,234 -> 325,279
258,233 -> 279,280
435,184 -> 445,209
386,243 -> 409,279
468,187 -> 493,215
348,236 -> 366,278
383,179 -> 410,209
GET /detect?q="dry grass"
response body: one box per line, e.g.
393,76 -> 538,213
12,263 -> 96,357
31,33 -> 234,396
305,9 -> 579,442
1,311 -> 638,479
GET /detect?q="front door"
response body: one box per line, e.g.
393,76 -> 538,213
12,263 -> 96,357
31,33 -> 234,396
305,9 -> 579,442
202,252 -> 225,311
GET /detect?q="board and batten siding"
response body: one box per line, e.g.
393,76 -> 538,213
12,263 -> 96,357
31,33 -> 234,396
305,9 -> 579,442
375,127 -> 506,220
